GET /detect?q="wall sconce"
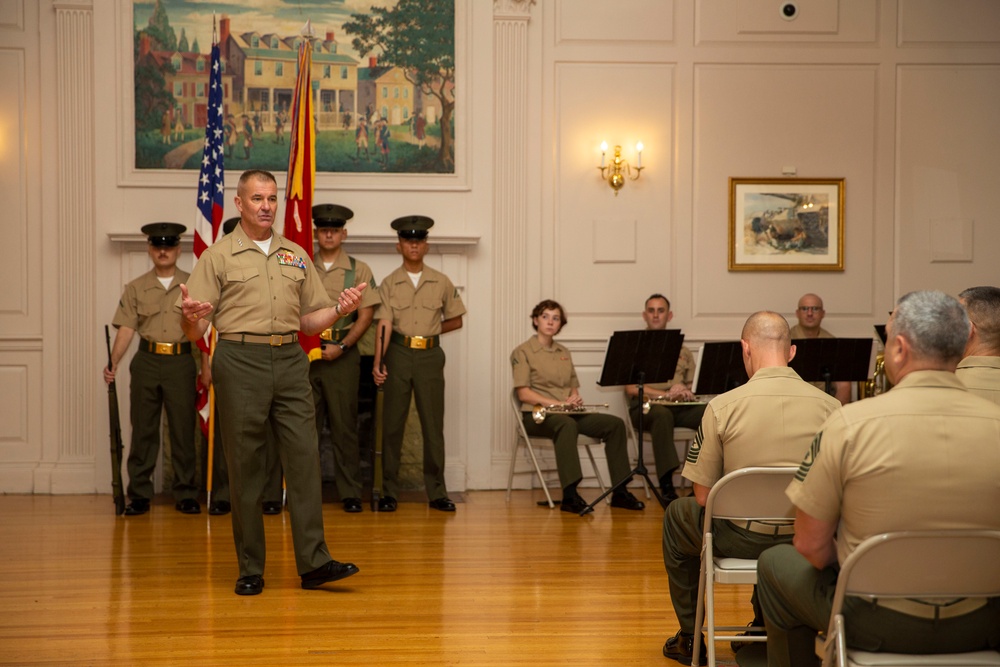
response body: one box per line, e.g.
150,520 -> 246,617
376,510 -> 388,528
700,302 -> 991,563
598,141 -> 644,196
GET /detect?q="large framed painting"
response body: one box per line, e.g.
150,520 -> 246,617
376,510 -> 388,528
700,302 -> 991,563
728,177 -> 845,271
119,0 -> 467,190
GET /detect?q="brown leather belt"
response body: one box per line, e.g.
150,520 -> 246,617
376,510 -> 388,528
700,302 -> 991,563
139,338 -> 192,355
218,333 -> 298,346
391,331 -> 439,350
319,328 -> 348,342
874,597 -> 987,620
730,520 -> 795,536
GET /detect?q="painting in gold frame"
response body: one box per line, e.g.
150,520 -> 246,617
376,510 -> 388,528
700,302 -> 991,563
729,177 -> 844,271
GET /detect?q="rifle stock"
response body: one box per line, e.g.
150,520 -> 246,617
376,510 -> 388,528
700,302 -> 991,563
105,325 -> 126,515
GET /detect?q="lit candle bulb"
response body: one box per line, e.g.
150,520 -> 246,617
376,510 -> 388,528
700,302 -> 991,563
600,141 -> 607,167
636,141 -> 643,168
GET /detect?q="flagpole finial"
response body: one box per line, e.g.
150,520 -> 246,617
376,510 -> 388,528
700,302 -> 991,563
300,19 -> 316,40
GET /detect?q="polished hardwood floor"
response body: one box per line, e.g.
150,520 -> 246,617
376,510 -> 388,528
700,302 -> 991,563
0,491 -> 750,666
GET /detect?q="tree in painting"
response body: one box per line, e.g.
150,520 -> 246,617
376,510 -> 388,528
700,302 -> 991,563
344,0 -> 456,170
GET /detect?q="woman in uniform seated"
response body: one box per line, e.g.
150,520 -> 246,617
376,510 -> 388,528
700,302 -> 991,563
510,299 -> 644,513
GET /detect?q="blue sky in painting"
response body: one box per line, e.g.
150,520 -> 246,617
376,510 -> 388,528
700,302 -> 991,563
132,0 -> 388,60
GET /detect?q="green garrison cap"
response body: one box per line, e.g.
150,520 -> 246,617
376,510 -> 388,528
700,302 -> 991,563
390,215 -> 434,240
141,222 -> 186,247
222,217 -> 241,235
313,204 -> 355,229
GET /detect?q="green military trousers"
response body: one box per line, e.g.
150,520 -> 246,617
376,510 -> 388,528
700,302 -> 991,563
213,339 -> 331,577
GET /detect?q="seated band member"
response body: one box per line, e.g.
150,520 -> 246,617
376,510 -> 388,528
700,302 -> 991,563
510,299 -> 644,514
662,312 -> 840,665
957,285 -> 1000,405
755,291 -> 1000,667
790,293 -> 851,404
625,294 -> 705,504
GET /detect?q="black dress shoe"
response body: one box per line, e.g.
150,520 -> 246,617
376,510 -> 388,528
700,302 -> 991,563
300,560 -> 359,589
610,490 -> 645,511
175,498 -> 201,514
234,574 -> 264,596
262,501 -> 282,515
377,496 -> 397,512
559,494 -> 589,514
123,498 -> 150,516
342,497 -> 362,513
208,501 -> 231,515
663,630 -> 707,666
428,497 -> 456,512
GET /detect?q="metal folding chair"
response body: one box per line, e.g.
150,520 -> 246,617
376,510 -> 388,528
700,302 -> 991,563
692,466 -> 798,666
505,389 -> 608,508
816,530 -> 1000,667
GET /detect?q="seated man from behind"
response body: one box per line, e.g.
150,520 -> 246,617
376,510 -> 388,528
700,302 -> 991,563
662,311 -> 840,666
957,285 -> 1000,405
625,294 -> 705,504
756,291 -> 1000,667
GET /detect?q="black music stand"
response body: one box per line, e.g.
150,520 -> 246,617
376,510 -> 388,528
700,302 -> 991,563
789,338 -> 874,395
693,341 -> 748,394
579,329 -> 685,515
874,324 -> 887,345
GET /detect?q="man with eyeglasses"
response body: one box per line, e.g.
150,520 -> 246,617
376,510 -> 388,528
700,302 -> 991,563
790,294 -> 851,404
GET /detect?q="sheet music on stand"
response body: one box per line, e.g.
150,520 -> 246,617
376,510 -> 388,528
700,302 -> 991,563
692,341 -> 748,395
597,329 -> 685,388
576,329 -> 685,514
789,338 -> 874,388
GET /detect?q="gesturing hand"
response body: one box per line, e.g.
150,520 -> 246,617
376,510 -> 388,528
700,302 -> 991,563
180,284 -> 214,323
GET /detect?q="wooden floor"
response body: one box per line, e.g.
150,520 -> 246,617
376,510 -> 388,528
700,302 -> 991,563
0,491 -> 750,666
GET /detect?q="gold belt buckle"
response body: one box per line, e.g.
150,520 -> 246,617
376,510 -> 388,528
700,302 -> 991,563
269,334 -> 284,346
319,329 -> 333,341
410,336 -> 428,350
155,342 -> 173,355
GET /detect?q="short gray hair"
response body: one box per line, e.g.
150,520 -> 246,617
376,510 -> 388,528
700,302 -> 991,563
892,291 -> 969,363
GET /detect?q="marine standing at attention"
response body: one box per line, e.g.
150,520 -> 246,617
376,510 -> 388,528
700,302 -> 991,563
309,203 -> 381,513
104,222 -> 201,517
372,216 -> 466,512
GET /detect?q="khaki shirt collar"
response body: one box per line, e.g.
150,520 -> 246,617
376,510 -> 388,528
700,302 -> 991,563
747,365 -> 803,383
317,250 -> 351,273
527,336 -> 565,354
228,223 -> 292,257
957,356 -> 1000,372
892,369 -> 968,391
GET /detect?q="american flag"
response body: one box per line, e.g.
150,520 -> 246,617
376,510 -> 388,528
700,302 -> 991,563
194,40 -> 225,256
193,33 -> 225,435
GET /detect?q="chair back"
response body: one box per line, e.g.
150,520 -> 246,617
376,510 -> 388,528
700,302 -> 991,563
835,530 -> 1000,606
703,466 -> 797,528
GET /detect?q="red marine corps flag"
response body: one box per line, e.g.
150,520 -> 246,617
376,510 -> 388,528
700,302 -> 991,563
282,21 -> 321,360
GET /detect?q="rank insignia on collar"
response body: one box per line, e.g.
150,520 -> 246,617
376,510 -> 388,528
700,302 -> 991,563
276,251 -> 307,269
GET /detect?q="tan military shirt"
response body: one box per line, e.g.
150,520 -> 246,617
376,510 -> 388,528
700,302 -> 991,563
683,366 -> 840,488
956,356 -> 1000,406
788,370 -> 1000,565
374,264 -> 466,337
113,269 -> 190,343
789,324 -> 834,339
178,225 -> 330,334
314,252 -> 382,328
511,337 -> 579,411
647,345 -> 696,392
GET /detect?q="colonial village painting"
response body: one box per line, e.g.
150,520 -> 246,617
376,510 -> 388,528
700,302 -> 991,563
133,0 -> 456,174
